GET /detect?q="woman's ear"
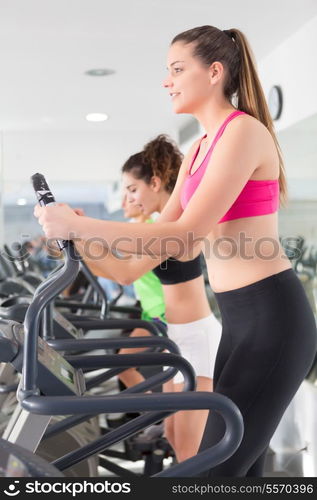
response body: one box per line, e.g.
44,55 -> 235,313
209,61 -> 224,84
150,176 -> 162,192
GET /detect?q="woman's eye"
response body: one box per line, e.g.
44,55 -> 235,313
174,67 -> 183,73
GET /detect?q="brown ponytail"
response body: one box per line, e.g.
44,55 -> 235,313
172,26 -> 287,204
230,29 -> 287,204
122,134 -> 183,193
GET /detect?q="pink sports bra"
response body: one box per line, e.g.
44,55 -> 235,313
180,110 -> 279,223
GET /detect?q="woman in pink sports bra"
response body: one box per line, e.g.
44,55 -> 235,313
35,25 -> 317,477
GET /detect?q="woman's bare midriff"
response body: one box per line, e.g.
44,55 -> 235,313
204,213 -> 292,292
163,275 -> 211,324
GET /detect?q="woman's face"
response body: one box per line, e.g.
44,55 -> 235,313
163,41 -> 215,114
121,196 -> 143,219
122,171 -> 160,215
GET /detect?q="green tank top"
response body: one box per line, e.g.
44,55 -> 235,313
133,219 -> 165,320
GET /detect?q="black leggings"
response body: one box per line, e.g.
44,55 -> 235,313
199,268 -> 317,477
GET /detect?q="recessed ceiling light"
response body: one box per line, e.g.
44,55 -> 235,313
85,69 -> 115,77
86,113 -> 109,122
17,198 -> 27,206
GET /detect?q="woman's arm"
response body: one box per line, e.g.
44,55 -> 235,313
75,239 -> 167,285
35,116 -> 260,257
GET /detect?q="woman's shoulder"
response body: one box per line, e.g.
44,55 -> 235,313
215,112 -> 273,159
230,112 -> 271,138
223,112 -> 277,166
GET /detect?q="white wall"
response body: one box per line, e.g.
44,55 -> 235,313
259,15 -> 317,132
2,127 -> 178,204
3,128 -> 177,183
278,113 -> 317,192
259,16 -> 317,203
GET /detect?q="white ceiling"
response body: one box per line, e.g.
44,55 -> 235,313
1,0 -> 317,133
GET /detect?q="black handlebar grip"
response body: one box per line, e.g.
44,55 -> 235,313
31,173 -> 69,250
31,173 -> 56,207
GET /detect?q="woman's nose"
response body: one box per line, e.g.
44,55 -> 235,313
162,74 -> 172,88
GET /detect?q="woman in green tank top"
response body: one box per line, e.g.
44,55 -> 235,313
122,198 -> 166,329
74,136 -> 221,463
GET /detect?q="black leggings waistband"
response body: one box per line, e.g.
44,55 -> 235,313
214,268 -> 294,301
